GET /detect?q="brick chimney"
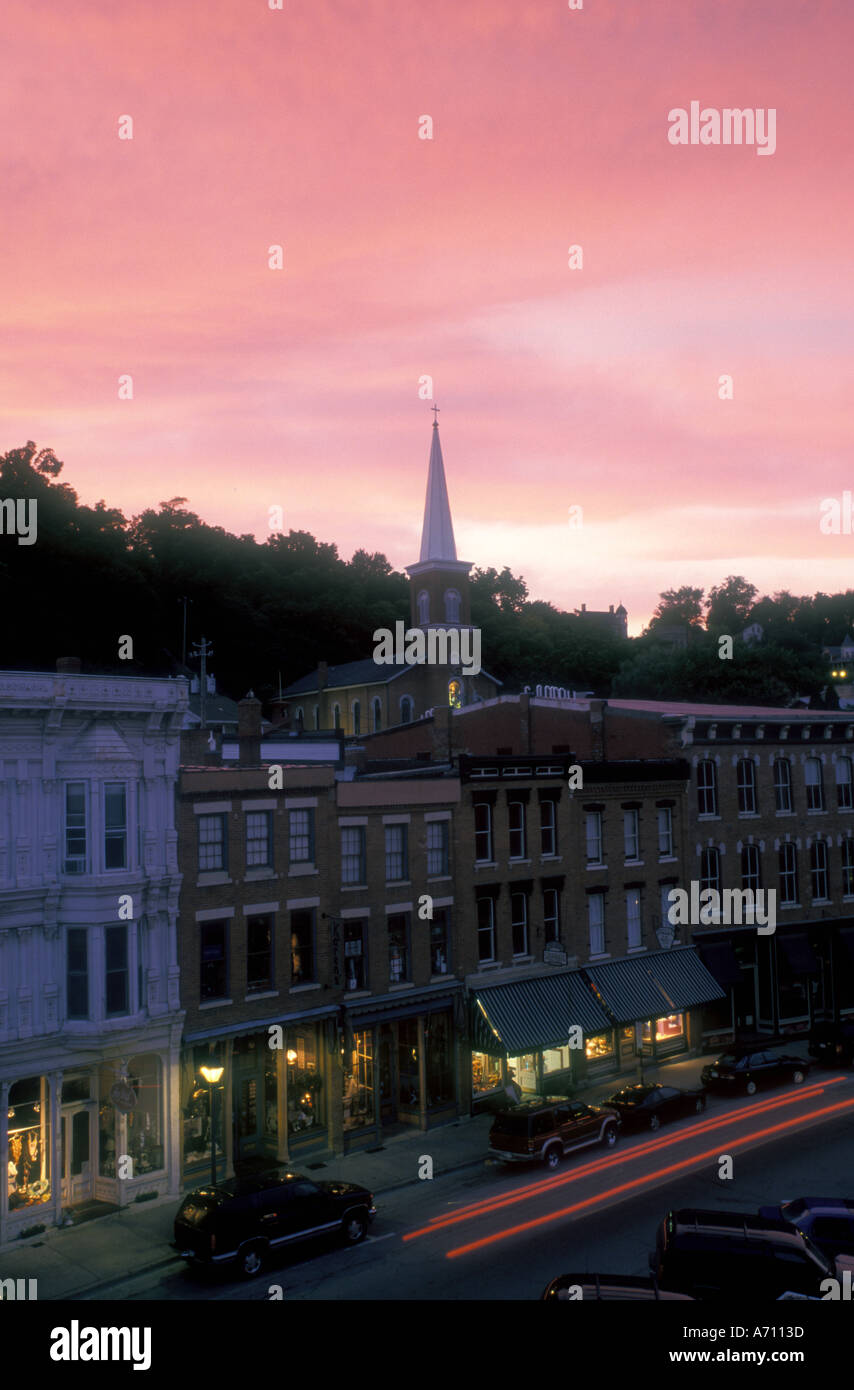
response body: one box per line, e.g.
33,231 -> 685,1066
238,691 -> 263,765
589,699 -> 606,760
56,657 -> 81,673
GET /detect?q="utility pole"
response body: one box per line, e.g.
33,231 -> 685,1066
190,636 -> 214,729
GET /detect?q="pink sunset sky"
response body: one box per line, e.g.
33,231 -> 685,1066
3,0 -> 853,633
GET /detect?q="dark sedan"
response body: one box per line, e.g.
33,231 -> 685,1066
758,1197 -> 854,1261
701,1049 -> 811,1095
601,1082 -> 706,1132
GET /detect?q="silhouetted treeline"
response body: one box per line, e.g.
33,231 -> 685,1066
0,442 -> 848,709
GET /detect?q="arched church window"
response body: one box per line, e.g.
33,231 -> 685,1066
333,704 -> 341,730
400,697 -> 413,724
352,701 -> 361,736
448,680 -> 462,710
444,589 -> 461,623
372,697 -> 382,732
295,707 -> 304,726
313,705 -> 320,730
418,590 -> 430,625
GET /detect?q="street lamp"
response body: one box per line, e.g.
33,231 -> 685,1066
199,1064 -> 224,1187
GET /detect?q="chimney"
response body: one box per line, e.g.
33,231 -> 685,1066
56,657 -> 81,674
519,691 -> 531,754
238,691 -> 263,765
588,699 -> 606,760
317,661 -> 328,691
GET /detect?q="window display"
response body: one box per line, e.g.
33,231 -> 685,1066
7,1077 -> 51,1210
287,1030 -> 324,1135
585,1031 -> 615,1061
125,1055 -> 163,1175
343,1031 -> 374,1130
471,1051 -> 503,1094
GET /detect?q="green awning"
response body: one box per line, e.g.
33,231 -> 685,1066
583,946 -> 725,1026
471,971 -> 612,1056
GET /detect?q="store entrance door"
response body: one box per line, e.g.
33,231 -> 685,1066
61,1105 -> 94,1207
378,1024 -> 397,1125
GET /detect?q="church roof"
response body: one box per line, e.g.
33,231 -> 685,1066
419,421 -> 458,563
281,659 -> 411,696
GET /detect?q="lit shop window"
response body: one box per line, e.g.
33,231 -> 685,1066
7,1077 -> 51,1210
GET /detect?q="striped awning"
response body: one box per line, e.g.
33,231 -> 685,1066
471,971 -> 612,1056
583,947 -> 725,1026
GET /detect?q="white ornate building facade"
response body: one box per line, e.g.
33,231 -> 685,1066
0,667 -> 187,1244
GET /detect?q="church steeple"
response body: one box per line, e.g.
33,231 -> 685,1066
419,411 -> 457,563
406,412 -> 473,631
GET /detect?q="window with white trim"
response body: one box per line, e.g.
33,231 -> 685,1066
508,801 -> 527,859
588,894 -> 605,956
741,843 -> 761,895
774,758 -> 793,812
626,890 -> 642,949
779,842 -> 799,905
427,820 -> 449,876
697,760 -> 718,816
341,826 -> 366,885
805,757 -> 825,811
657,806 -> 673,858
810,840 -> 829,901
511,891 -> 528,956
737,759 -> 757,814
540,798 -> 557,856
104,782 -> 127,870
385,824 -> 408,882
700,847 -> 721,894
474,802 -> 493,863
543,888 -> 560,942
245,811 -> 272,868
836,756 -> 853,809
585,811 -> 603,865
623,809 -> 640,861
63,781 -> 87,874
477,897 -> 496,962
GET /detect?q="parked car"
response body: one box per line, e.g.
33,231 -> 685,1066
758,1198 -> 854,1261
601,1082 -> 706,1132
541,1272 -> 695,1301
173,1169 -> 376,1277
701,1048 -> 811,1095
650,1207 -> 854,1300
808,1020 -> 854,1069
489,1097 -> 620,1170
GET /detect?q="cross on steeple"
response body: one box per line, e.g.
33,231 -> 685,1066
431,403 -> 440,426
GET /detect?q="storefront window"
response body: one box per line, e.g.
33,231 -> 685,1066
8,1077 -> 51,1211
585,1032 -> 615,1062
344,1030 -> 374,1130
507,1053 -> 537,1093
471,1051 -> 503,1095
181,1047 -> 225,1168
655,1014 -> 684,1042
542,1045 -> 573,1074
287,1029 -> 325,1135
126,1055 -> 163,1175
398,1019 -> 419,1110
425,1013 -> 453,1108
98,1064 -> 117,1178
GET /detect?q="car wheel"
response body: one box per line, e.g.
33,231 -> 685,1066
648,1114 -> 661,1132
694,1097 -> 706,1113
544,1145 -> 562,1170
792,1069 -> 805,1085
745,1080 -> 757,1095
601,1123 -> 618,1147
342,1210 -> 368,1244
238,1243 -> 266,1278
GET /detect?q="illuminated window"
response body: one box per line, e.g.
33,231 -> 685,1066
448,679 -> 462,709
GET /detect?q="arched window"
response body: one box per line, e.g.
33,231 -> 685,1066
352,701 -> 361,736
444,589 -> 461,623
333,704 -> 341,730
805,756 -> 824,811
836,756 -> 853,809
400,697 -> 413,724
417,590 -> 430,625
697,760 -> 718,817
774,757 -> 792,812
372,697 -> 382,732
779,841 -> 799,904
448,679 -> 462,709
313,705 -> 320,730
741,843 -> 761,894
736,759 -> 757,814
700,847 -> 721,894
295,706 -> 304,727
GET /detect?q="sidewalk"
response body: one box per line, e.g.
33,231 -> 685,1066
0,1043 -> 812,1300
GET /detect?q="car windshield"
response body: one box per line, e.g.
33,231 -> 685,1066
716,1054 -> 741,1067
780,1200 -> 808,1222
799,1230 -> 833,1275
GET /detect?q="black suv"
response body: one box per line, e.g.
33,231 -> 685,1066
174,1169 -> 376,1277
651,1208 -> 854,1300
489,1097 -> 619,1170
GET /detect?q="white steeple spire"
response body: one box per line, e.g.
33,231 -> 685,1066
419,409 -> 458,563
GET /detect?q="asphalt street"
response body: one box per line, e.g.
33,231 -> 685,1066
80,1070 -> 854,1302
